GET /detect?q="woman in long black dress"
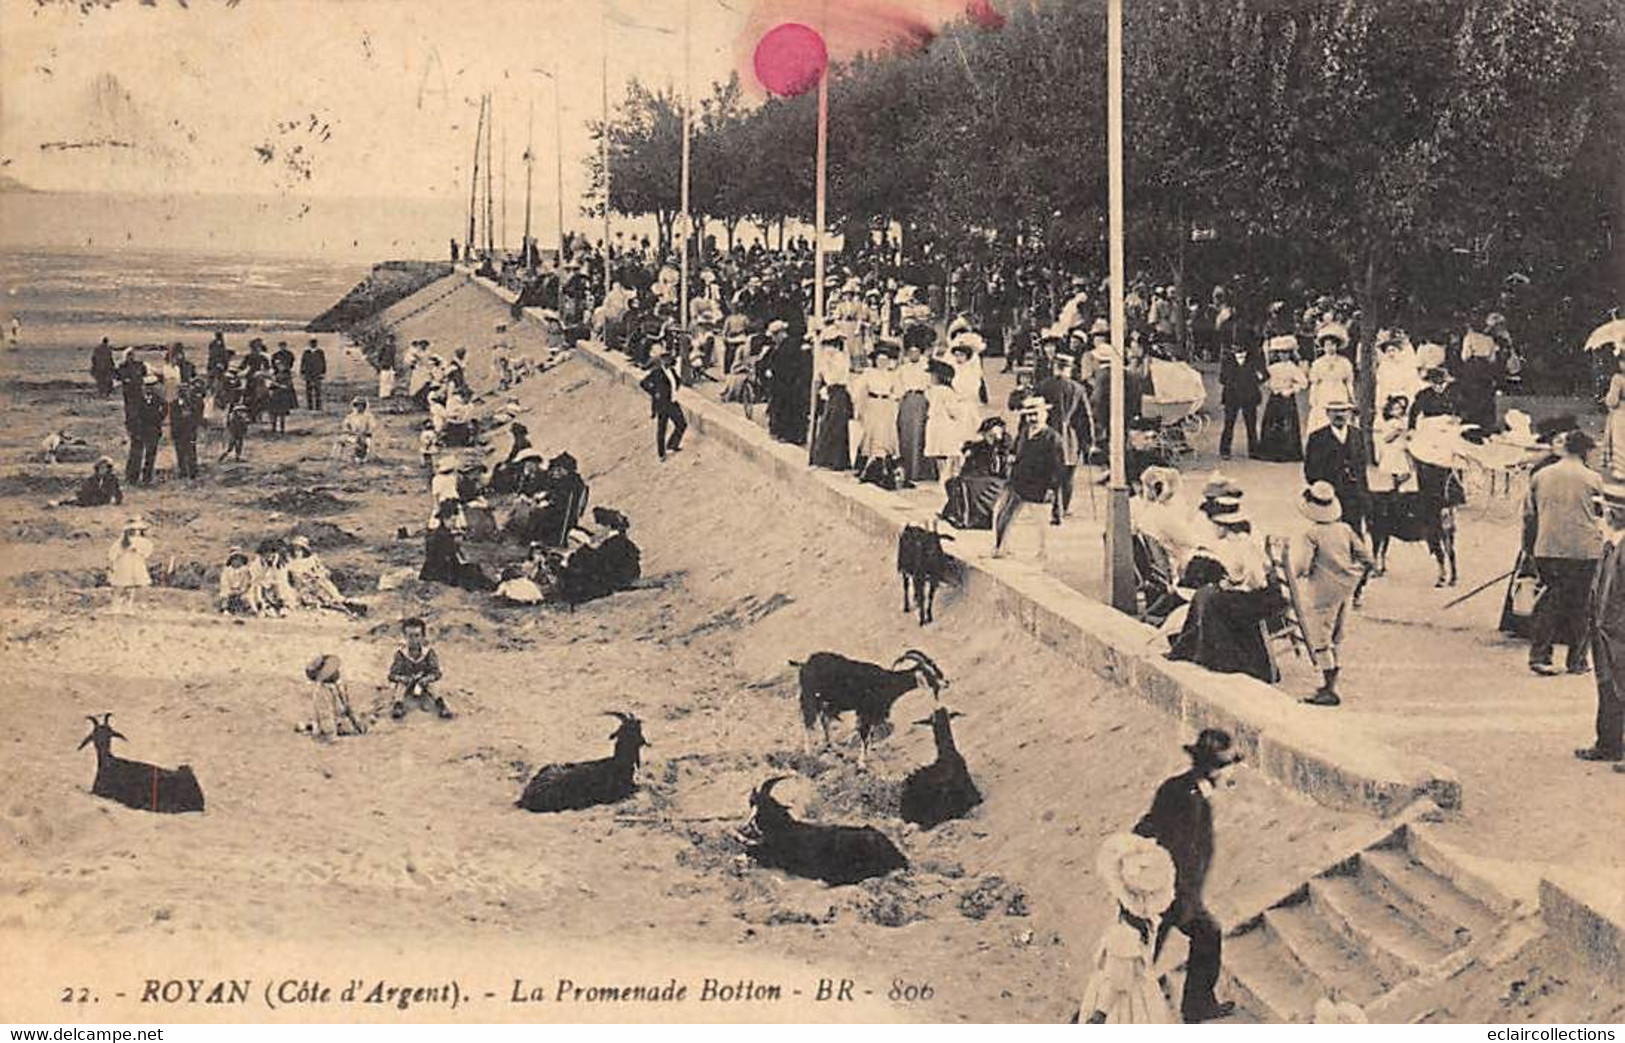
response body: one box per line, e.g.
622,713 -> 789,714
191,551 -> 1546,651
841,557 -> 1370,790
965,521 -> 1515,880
809,333 -> 854,470
421,500 -> 496,591
1255,335 -> 1307,462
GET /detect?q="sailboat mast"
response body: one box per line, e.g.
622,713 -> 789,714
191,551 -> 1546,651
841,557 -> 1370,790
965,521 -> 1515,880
485,92 -> 495,258
467,95 -> 485,257
523,96 -> 535,270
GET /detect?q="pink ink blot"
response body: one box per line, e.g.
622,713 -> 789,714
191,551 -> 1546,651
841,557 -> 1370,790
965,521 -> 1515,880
965,0 -> 1005,30
753,22 -> 829,97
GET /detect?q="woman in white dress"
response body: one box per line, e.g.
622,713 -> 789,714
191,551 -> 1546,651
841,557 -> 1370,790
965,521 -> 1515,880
923,359 -> 970,481
106,516 -> 154,611
1306,323 -> 1355,434
855,342 -> 902,467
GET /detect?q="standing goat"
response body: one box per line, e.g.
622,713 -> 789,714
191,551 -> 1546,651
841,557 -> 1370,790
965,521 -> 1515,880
739,776 -> 907,885
899,708 -> 981,829
789,650 -> 947,766
79,714 -> 205,814
516,711 -> 648,813
896,524 -> 954,625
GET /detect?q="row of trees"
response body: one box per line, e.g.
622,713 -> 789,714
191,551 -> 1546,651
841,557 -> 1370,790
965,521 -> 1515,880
585,0 -> 1620,333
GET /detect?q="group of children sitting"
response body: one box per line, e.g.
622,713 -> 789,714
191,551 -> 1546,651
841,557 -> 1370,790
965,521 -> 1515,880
217,535 -> 367,618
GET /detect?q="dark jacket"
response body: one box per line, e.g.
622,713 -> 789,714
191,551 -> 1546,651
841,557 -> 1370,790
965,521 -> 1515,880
131,392 -> 167,441
1036,375 -> 1090,466
1304,425 -> 1370,510
1007,425 -> 1067,504
73,472 -> 123,507
1408,386 -> 1457,427
170,394 -> 201,438
1133,768 -> 1214,908
639,364 -> 680,416
91,342 -> 115,379
299,348 -> 327,379
1219,345 -> 1267,408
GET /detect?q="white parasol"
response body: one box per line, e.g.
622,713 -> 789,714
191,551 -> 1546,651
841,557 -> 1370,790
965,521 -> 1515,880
1583,317 -> 1625,353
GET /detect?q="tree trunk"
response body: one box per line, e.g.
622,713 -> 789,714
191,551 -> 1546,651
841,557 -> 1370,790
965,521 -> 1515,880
724,218 -> 739,253
656,210 -> 674,259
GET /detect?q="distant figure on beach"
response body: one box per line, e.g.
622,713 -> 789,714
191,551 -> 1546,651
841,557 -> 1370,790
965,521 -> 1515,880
107,516 -> 154,611
450,239 -> 460,264
8,315 -> 19,348
207,331 -> 229,376
171,379 -> 203,480
48,457 -> 123,509
267,362 -> 296,435
341,397 -> 379,462
299,337 -> 326,411
90,337 -> 116,397
376,333 -> 399,403
127,374 -> 166,486
220,398 -> 250,462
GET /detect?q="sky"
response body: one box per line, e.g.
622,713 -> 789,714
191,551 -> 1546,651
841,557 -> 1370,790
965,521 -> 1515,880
0,0 -> 975,201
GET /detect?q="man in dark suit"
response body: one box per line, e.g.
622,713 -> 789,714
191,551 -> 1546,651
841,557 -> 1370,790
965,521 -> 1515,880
127,373 -> 167,486
1303,397 -> 1370,535
1035,351 -> 1091,524
1578,479 -> 1625,764
170,379 -> 202,480
1218,338 -> 1267,459
638,346 -> 686,461
1134,728 -> 1242,1023
299,337 -> 327,411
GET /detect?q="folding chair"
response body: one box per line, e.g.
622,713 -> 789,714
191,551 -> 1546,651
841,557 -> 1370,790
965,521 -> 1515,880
1261,536 -> 1312,681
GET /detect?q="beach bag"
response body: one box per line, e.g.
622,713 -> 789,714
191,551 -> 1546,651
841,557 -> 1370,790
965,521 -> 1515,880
1509,576 -> 1544,617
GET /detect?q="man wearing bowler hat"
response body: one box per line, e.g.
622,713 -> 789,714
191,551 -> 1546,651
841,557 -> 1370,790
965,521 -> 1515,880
1134,728 -> 1242,1023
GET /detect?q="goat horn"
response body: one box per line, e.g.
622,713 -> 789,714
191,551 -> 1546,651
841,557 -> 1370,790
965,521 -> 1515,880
85,716 -> 100,726
757,775 -> 792,799
602,711 -> 634,723
896,650 -> 946,679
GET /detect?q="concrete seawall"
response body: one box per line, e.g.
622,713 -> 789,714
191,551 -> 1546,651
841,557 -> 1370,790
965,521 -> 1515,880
469,274 -> 1460,818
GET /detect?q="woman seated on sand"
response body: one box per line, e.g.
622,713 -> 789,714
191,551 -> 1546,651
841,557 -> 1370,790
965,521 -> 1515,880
47,456 -> 123,508
286,535 -> 367,617
421,499 -> 496,591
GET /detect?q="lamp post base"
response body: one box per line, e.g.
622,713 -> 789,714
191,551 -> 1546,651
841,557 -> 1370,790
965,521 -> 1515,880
1105,485 -> 1137,614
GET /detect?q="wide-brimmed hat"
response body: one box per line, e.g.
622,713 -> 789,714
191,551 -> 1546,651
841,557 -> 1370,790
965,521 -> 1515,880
766,320 -> 789,335
123,515 -> 149,532
513,447 -> 544,464
1204,497 -> 1250,527
289,535 -> 313,552
1019,395 -> 1050,416
977,416 -> 1007,434
225,546 -> 248,565
1322,395 -> 1356,414
1183,727 -> 1243,768
1141,466 -> 1180,504
1264,334 -> 1299,357
1095,833 -> 1176,921
1088,317 -> 1112,337
1201,473 -> 1244,501
1423,366 -> 1452,384
1040,325 -> 1068,343
1315,322 -> 1350,347
93,455 -> 115,470
947,316 -> 974,337
304,654 -> 342,684
872,340 -> 900,359
1299,481 -> 1342,523
141,373 -> 160,386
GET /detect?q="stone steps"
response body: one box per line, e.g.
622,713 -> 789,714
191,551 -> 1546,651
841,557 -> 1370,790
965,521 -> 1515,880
1185,824 -> 1519,1023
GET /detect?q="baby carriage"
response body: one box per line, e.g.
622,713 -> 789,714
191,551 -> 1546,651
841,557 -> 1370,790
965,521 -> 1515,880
1141,357 -> 1208,458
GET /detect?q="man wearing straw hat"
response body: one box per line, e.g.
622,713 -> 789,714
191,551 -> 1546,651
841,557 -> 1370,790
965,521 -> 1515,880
991,396 -> 1066,559
1303,394 -> 1369,536
1295,481 -> 1376,707
1578,478 -> 1625,766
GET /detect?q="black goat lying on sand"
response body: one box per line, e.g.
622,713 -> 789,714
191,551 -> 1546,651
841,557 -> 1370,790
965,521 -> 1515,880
516,711 -> 648,812
739,776 -> 907,886
789,650 -> 947,766
896,524 -> 954,625
900,708 -> 981,829
79,714 -> 205,814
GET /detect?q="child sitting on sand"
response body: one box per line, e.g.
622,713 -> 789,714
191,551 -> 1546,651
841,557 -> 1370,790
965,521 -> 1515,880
252,538 -> 297,617
342,397 -> 379,462
387,617 -> 453,720
48,457 -> 123,508
107,516 -> 154,611
217,547 -> 258,615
